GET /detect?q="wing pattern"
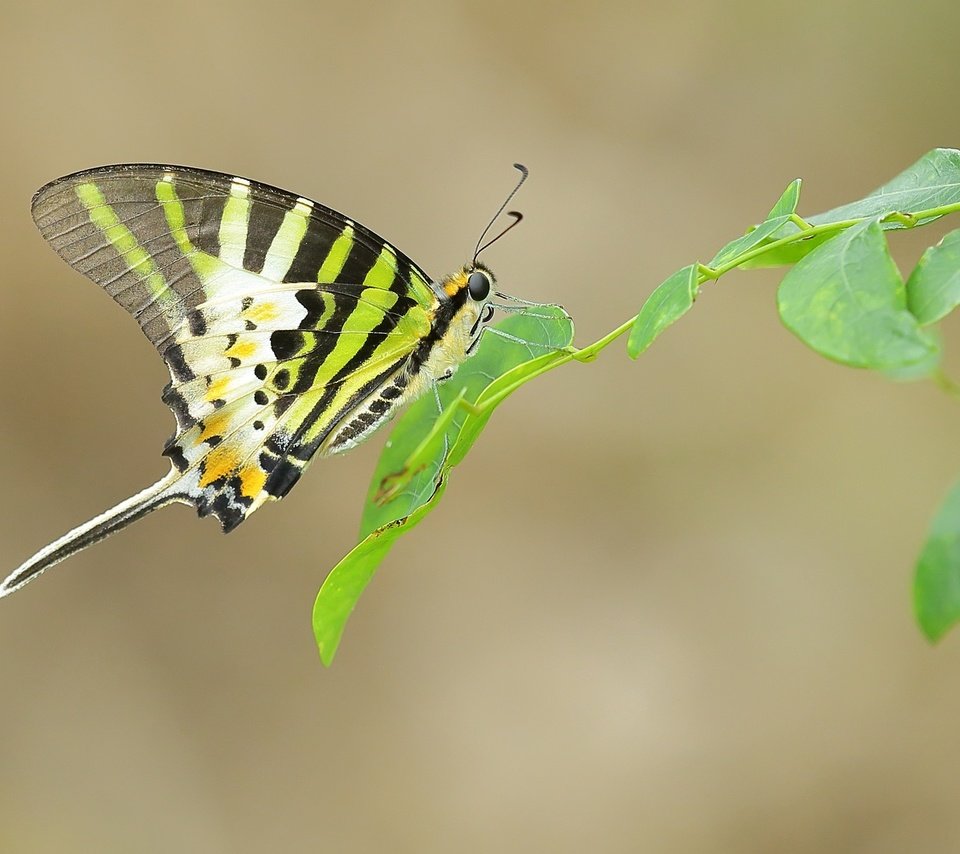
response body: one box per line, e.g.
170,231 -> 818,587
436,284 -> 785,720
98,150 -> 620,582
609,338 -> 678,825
31,165 -> 439,530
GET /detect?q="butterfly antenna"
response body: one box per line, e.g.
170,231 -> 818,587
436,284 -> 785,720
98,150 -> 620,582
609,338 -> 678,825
0,470 -> 184,599
473,163 -> 529,263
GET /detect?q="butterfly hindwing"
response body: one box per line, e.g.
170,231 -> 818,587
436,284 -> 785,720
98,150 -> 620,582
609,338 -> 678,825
161,286 -> 431,529
30,165 -> 439,530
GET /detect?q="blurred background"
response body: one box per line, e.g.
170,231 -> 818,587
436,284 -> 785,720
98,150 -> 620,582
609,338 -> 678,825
2,1 -> 960,851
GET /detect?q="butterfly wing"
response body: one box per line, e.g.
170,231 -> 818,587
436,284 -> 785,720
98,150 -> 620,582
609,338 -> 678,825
31,165 -> 439,530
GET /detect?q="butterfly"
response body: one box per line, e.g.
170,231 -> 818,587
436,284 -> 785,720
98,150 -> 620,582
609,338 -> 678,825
0,163 -> 529,598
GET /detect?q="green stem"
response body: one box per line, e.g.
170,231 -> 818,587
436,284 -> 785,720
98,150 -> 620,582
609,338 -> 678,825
572,316 -> 638,360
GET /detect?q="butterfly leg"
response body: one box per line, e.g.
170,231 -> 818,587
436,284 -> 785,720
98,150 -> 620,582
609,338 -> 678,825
481,323 -> 593,363
433,383 -> 452,463
483,325 -> 567,352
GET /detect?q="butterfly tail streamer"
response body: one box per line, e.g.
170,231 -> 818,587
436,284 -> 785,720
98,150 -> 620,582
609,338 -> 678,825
0,470 -> 185,599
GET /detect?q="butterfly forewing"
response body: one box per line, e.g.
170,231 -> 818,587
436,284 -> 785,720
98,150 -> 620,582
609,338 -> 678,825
30,165 -> 439,530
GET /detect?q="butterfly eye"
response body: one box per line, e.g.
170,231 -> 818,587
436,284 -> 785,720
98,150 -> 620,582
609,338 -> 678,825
467,271 -> 491,301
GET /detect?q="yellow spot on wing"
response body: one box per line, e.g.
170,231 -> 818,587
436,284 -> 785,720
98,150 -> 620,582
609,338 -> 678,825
245,302 -> 278,323
200,445 -> 238,487
206,376 -> 231,402
238,465 -> 267,499
200,410 -> 231,441
226,340 -> 257,360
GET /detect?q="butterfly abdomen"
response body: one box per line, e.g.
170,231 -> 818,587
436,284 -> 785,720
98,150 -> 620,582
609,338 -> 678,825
324,371 -> 411,454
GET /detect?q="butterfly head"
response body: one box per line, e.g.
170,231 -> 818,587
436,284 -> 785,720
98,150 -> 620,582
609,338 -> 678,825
436,261 -> 497,352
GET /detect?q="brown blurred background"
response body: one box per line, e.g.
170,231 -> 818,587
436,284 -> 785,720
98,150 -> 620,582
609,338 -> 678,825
2,1 -> 960,851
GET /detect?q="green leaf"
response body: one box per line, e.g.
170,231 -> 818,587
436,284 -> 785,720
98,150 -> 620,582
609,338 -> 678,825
627,264 -> 699,358
777,218 -> 939,370
313,306 -> 575,665
710,179 -> 801,268
810,148 -> 960,228
906,229 -> 960,325
915,478 -> 960,642
768,178 -> 802,218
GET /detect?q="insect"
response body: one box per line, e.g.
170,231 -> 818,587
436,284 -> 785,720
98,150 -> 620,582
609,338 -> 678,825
0,163 -> 530,598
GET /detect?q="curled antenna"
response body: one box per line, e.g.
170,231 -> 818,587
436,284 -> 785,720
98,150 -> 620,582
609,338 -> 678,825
473,163 -> 529,263
475,211 -> 523,258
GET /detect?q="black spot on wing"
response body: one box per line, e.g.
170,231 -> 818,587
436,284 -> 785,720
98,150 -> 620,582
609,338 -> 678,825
187,309 -> 207,336
273,395 -> 295,417
271,329 -> 304,360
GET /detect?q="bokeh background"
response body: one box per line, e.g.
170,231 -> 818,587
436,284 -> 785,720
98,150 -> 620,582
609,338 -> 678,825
2,1 -> 960,851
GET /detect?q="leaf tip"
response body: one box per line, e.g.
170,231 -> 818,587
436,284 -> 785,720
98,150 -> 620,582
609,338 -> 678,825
625,333 -> 647,360
913,589 -> 950,644
318,641 -> 339,667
